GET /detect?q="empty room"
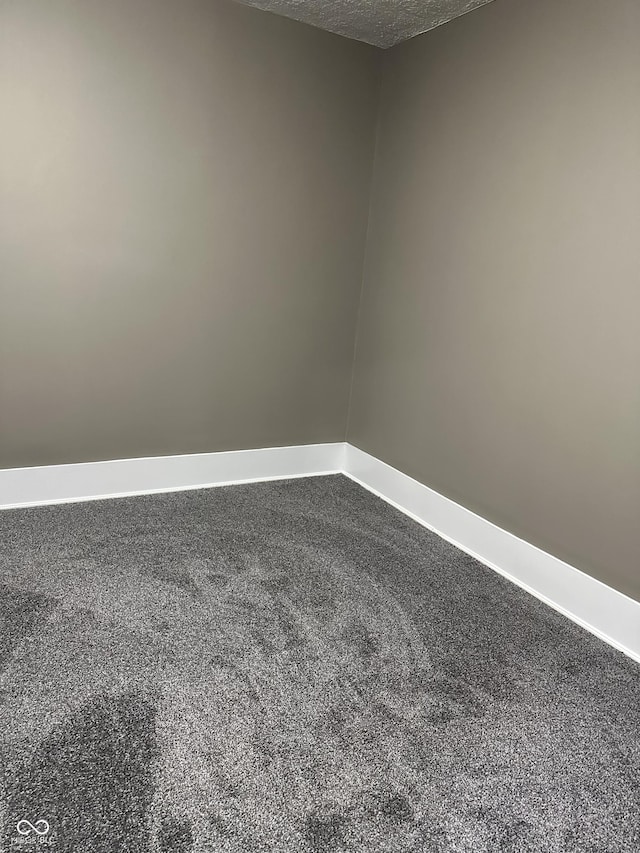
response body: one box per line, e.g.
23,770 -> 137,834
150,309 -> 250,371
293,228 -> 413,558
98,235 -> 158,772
1,0 -> 639,850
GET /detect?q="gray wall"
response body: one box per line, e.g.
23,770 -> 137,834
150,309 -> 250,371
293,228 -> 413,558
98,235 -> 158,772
0,0 -> 380,468
2,0 -> 638,602
348,0 -> 640,600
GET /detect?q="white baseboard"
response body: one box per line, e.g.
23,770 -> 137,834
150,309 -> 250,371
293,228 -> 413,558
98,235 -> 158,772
1,440 -> 637,663
344,444 -> 640,664
0,443 -> 346,509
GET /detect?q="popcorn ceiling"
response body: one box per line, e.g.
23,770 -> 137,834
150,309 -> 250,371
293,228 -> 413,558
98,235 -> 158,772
236,0 -> 495,48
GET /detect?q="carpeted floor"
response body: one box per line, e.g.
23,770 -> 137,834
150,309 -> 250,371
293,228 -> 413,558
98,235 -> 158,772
0,474 -> 638,852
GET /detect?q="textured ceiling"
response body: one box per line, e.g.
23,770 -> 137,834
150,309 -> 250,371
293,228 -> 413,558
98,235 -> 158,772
236,0 -> 495,48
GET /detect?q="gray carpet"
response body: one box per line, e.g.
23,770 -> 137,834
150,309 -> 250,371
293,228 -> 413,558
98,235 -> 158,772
0,474 -> 638,852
